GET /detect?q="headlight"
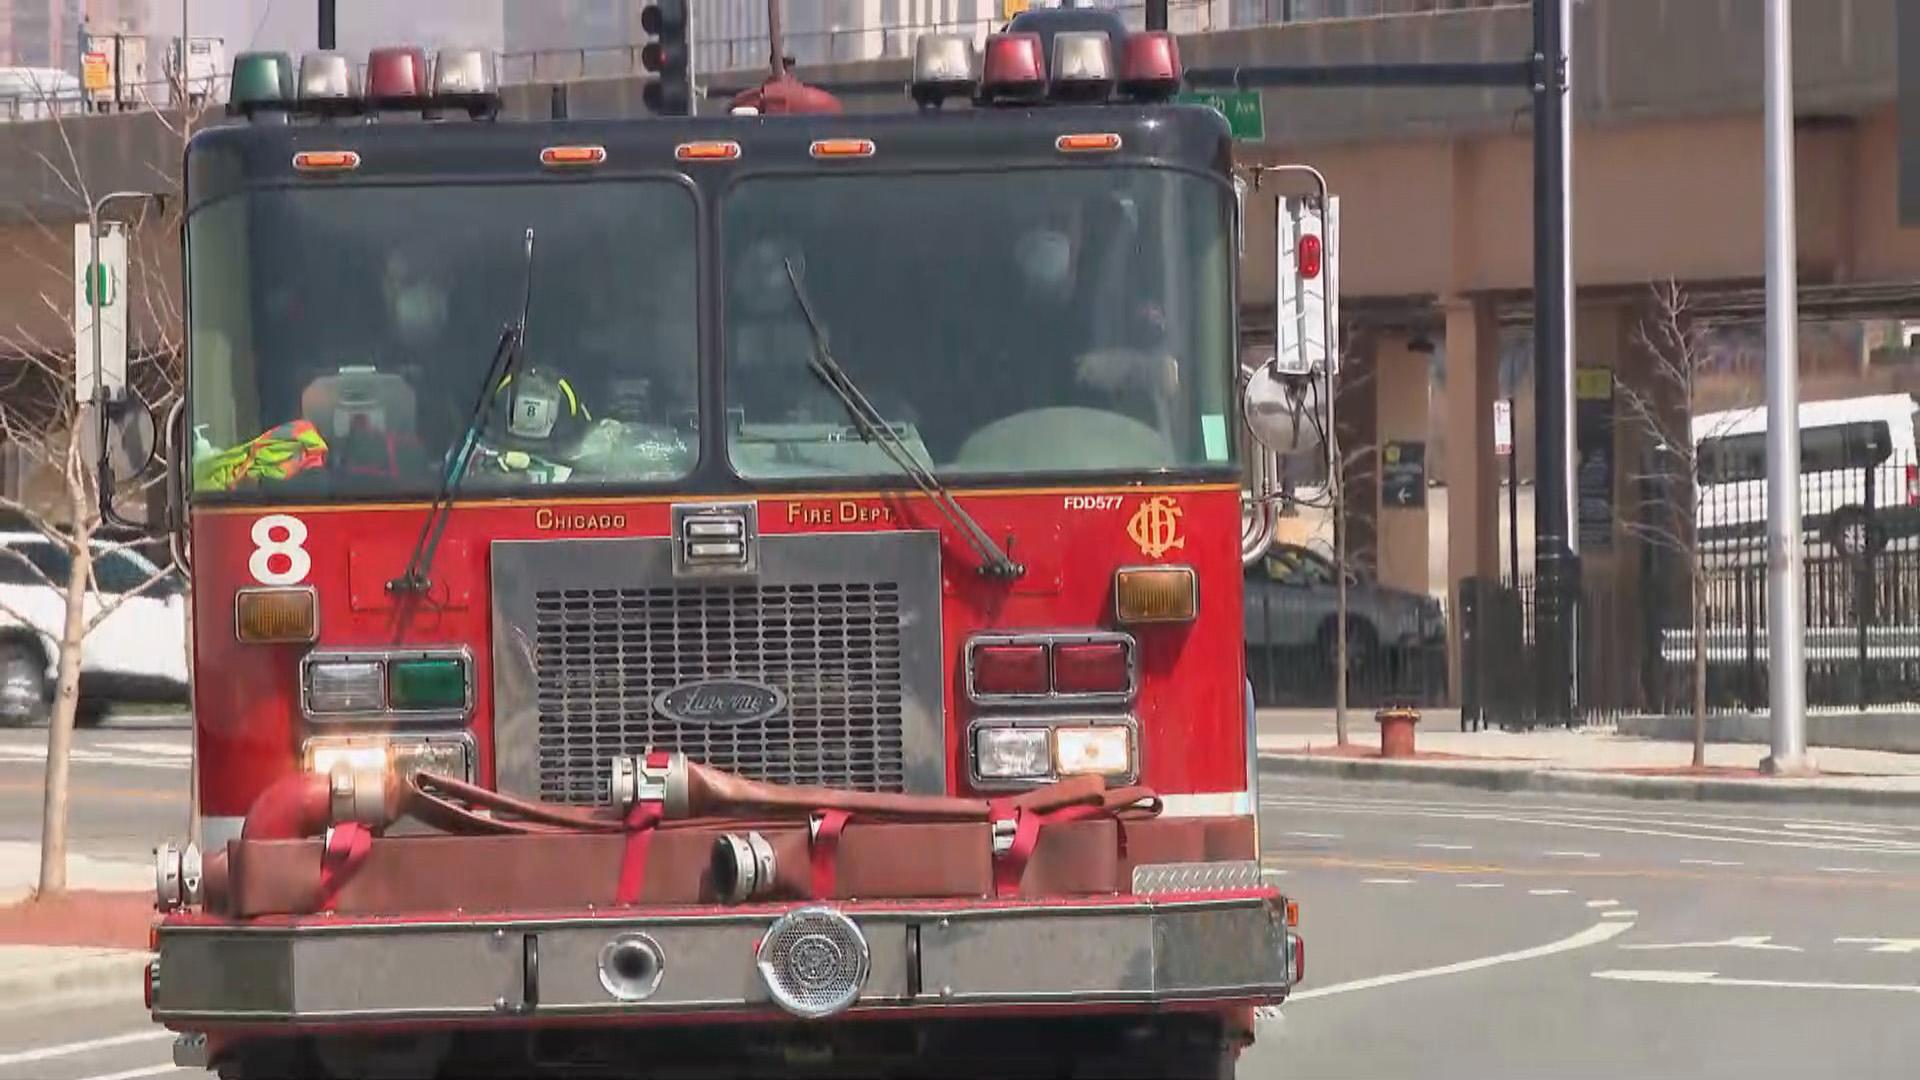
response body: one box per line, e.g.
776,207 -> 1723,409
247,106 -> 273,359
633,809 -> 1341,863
1054,724 -> 1133,776
304,735 -> 474,783
973,727 -> 1050,780
306,660 -> 384,714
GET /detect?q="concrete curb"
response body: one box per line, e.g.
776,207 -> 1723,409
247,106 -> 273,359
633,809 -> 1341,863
1258,753 -> 1920,808
0,950 -> 149,1009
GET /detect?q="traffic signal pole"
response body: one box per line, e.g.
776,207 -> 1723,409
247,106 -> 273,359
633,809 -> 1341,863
319,0 -> 336,50
1182,0 -> 1579,725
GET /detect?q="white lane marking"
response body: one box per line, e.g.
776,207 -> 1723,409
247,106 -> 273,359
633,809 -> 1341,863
0,1031 -> 172,1068
1679,858 -> 1744,867
1290,919 -> 1635,1002
1585,899 -> 1619,908
1285,831 -> 1342,840
1455,882 -> 1504,889
0,747 -> 186,771
1835,937 -> 1920,954
1593,970 -> 1920,994
74,1066 -> 185,1080
1546,850 -> 1601,859
1529,888 -> 1572,896
1623,936 -> 1802,953
1818,867 -> 1880,875
1417,842 -> 1473,851
1259,795 -> 1920,857
1603,910 -> 1639,919
1262,790 -> 1920,837
1361,878 -> 1413,885
1261,868 -> 1289,878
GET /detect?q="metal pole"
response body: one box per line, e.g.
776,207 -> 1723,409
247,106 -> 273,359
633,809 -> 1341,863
319,0 -> 336,50
1762,0 -> 1811,773
1508,400 -> 1520,588
1147,0 -> 1169,32
1531,0 -> 1577,725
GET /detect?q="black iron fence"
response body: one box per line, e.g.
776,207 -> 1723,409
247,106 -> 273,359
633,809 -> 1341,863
1462,450 -> 1920,728
1244,584 -> 1450,709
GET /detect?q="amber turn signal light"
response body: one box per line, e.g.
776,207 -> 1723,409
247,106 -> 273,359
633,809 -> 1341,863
235,587 -> 318,644
1114,565 -> 1198,624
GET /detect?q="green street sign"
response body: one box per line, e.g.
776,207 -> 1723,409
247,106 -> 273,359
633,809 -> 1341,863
1177,90 -> 1265,141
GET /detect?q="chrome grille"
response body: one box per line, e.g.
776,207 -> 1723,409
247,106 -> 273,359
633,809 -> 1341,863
532,582 -> 906,802
491,530 -> 944,805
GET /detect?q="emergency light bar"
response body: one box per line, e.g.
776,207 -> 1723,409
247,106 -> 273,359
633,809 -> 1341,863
365,45 -> 429,108
1049,32 -> 1115,102
297,50 -> 360,115
910,34 -> 977,108
980,33 -> 1047,104
1119,32 -> 1182,101
433,47 -> 500,117
228,51 -> 295,117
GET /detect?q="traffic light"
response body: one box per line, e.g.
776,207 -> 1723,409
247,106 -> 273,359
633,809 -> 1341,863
641,0 -> 690,115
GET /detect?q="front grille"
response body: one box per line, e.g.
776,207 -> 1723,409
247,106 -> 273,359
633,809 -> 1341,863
532,581 -> 908,803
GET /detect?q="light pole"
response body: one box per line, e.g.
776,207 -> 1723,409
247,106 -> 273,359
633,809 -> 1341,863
1762,0 -> 1811,774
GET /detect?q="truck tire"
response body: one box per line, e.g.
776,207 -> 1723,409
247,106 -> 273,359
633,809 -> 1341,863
0,638 -> 48,727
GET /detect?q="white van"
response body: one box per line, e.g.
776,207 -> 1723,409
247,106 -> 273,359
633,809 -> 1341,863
1694,393 -> 1920,553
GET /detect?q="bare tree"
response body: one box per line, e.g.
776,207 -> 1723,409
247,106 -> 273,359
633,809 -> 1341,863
1621,281 -> 1742,768
0,84 -> 198,897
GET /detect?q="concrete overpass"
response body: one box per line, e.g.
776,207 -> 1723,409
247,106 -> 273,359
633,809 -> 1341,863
3,0 -> 1917,703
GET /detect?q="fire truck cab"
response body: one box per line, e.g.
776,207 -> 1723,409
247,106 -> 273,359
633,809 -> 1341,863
137,19 -> 1323,1080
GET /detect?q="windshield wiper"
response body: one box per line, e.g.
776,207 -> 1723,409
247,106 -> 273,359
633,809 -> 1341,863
782,259 -> 1024,581
389,227 -> 537,595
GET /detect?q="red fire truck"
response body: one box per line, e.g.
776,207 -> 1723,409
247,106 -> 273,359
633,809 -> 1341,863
130,14 -> 1326,1080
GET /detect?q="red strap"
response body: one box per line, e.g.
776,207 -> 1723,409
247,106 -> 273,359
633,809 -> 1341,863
318,822 -> 373,910
614,803 -> 663,905
992,808 -> 1047,898
810,810 -> 853,899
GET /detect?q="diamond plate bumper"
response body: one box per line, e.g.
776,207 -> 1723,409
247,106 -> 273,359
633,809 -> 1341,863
153,893 -> 1293,1028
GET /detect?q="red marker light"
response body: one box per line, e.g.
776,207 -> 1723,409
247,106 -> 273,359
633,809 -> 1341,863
1052,641 -> 1132,695
1298,233 -> 1323,280
971,643 -> 1049,697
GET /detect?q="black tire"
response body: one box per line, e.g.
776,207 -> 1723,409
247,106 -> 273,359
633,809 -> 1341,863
0,638 -> 49,728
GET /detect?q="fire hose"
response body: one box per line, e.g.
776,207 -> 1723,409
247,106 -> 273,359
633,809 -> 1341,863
161,754 -> 1163,915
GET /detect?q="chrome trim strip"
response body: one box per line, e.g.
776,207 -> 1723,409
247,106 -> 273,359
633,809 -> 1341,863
1158,791 -> 1253,818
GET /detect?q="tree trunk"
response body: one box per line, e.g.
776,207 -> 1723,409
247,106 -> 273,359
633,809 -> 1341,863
37,539 -> 90,897
1690,558 -> 1707,769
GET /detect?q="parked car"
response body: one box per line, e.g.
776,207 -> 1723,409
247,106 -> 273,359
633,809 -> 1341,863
0,532 -> 188,726
1244,542 -> 1446,677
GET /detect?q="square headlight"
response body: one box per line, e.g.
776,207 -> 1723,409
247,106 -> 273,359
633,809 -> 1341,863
974,726 -> 1050,780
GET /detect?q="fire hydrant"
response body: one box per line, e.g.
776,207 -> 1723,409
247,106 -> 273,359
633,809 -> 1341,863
1376,707 -> 1420,758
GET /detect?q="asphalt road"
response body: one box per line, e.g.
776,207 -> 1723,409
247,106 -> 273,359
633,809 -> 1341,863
2,756 -> 1919,1078
0,712 -> 190,866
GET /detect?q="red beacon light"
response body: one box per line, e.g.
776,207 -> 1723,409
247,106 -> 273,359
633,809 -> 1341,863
1298,232 -> 1324,280
365,45 -> 429,109
1049,31 -> 1115,103
980,32 -> 1046,104
1120,31 -> 1182,101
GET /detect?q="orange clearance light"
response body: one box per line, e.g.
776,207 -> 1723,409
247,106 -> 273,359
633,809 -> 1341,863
675,140 -> 741,161
1286,899 -> 1301,927
809,138 -> 876,159
1056,132 -> 1122,154
541,144 -> 607,167
292,150 -> 361,172
1114,565 -> 1198,624
235,587 -> 318,644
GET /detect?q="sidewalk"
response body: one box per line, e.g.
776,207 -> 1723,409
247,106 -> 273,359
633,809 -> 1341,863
0,842 -> 153,1009
1257,708 -> 1920,806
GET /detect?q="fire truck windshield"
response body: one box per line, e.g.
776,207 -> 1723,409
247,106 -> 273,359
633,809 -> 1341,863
722,166 -> 1235,480
186,179 -> 698,497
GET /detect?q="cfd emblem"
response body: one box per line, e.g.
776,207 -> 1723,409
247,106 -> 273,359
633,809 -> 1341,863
1126,496 -> 1186,559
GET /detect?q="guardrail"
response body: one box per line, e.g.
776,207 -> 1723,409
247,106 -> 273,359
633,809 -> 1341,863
1,75 -> 228,123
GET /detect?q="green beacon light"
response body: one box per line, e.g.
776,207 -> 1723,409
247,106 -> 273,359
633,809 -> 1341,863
228,51 -> 295,119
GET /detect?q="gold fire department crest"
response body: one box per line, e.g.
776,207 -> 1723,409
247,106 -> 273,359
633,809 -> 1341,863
1127,496 -> 1185,558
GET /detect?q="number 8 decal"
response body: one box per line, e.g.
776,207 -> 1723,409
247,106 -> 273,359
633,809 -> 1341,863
250,514 -> 311,585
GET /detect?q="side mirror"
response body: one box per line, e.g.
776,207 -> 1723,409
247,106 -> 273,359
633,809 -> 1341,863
1243,362 -> 1326,459
85,398 -> 159,530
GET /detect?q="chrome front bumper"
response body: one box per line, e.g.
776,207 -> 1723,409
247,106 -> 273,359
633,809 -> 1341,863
153,893 -> 1294,1027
